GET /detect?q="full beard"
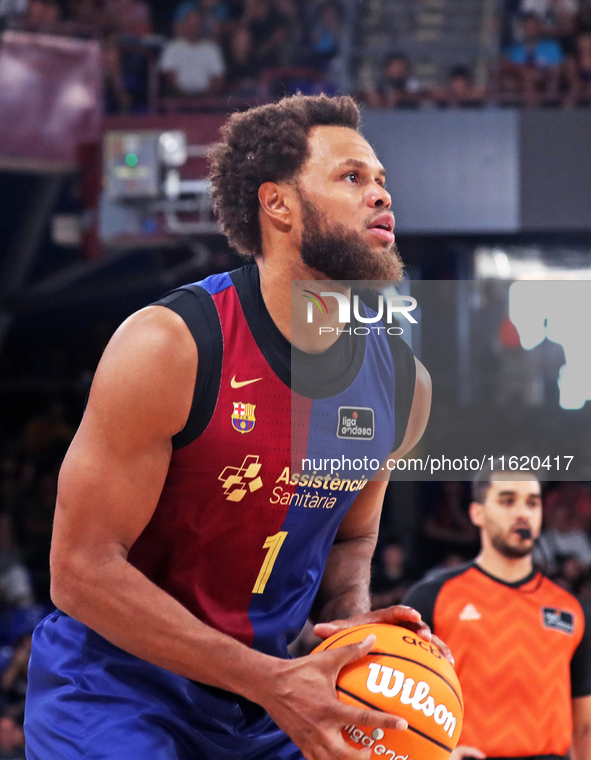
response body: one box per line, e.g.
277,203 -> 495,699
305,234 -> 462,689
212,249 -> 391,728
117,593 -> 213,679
491,534 -> 535,559
297,189 -> 404,285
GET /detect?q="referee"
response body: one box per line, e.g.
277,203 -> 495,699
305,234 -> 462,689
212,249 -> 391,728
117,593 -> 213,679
404,466 -> 591,760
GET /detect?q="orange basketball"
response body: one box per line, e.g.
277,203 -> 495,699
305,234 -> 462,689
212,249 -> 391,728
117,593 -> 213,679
313,623 -> 463,760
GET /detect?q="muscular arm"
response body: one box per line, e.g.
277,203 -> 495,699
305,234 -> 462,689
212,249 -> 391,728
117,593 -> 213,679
311,479 -> 388,625
51,305 -> 276,698
573,695 -> 591,760
313,359 -> 435,641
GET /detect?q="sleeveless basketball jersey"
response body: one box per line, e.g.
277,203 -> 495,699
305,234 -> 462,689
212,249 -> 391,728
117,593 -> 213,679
404,563 -> 591,758
128,265 -> 415,659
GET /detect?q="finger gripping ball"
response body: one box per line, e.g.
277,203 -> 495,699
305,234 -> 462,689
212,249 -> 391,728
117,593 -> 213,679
313,623 -> 463,760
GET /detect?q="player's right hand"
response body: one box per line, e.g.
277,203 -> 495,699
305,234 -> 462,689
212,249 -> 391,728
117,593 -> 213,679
450,746 -> 487,760
260,634 -> 408,760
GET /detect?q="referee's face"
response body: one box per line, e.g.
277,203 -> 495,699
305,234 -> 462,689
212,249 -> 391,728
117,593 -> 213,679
473,477 -> 542,559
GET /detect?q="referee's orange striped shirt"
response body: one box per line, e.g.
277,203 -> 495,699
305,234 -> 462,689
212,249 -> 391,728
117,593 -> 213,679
404,563 -> 591,758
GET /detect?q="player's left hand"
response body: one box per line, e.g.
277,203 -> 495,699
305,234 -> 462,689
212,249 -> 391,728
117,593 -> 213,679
312,605 -> 454,665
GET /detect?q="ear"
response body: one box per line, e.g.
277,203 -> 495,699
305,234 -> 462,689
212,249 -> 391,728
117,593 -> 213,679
469,501 -> 483,528
258,181 -> 294,228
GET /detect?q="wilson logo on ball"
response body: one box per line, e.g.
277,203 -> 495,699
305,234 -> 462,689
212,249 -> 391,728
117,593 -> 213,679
366,664 -> 458,738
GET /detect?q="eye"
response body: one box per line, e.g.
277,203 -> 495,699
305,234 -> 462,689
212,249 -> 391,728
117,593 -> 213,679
344,171 -> 358,183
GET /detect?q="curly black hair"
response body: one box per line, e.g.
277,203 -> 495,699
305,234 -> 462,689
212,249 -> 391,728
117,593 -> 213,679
208,94 -> 361,258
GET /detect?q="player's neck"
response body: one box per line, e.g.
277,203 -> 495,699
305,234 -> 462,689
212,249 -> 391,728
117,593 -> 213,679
256,256 -> 349,353
475,548 -> 534,584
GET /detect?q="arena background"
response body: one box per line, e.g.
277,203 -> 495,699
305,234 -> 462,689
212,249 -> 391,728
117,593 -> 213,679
1,0 -> 591,751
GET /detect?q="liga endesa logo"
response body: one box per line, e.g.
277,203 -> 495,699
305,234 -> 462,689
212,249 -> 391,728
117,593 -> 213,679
303,290 -> 417,335
343,726 -> 413,759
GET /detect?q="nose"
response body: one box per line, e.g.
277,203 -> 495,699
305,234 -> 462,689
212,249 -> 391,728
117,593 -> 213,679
515,500 -> 534,520
366,183 -> 392,209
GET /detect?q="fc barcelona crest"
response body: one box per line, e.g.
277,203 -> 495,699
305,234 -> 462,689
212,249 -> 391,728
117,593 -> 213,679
231,402 -> 256,434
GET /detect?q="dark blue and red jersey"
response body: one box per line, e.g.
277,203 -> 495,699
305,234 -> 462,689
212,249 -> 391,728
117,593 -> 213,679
25,265 -> 417,760
127,265 -> 416,658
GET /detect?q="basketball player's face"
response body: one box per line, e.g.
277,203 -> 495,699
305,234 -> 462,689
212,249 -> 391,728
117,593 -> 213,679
294,126 -> 404,282
473,477 -> 542,559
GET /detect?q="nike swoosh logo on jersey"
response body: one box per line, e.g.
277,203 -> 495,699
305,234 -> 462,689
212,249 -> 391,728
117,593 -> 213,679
231,376 -> 262,388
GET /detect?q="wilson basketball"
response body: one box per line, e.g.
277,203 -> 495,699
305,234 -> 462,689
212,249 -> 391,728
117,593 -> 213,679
314,623 -> 463,760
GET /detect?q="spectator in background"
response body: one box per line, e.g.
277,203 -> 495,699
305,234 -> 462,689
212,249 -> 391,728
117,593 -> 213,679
494,314 -> 541,406
421,481 -> 479,567
302,0 -> 330,28
309,0 -> 341,72
0,558 -> 34,614
243,0 -> 290,71
554,556 -> 590,594
364,53 -> 422,108
0,634 -> 31,721
103,42 -> 134,112
0,515 -> 34,611
518,0 -> 578,41
578,1 -> 591,32
19,469 -> 56,603
103,0 -> 152,36
274,0 -> 308,66
371,542 -> 413,609
544,481 -> 591,529
65,0 -> 101,27
575,566 -> 591,603
199,0 -> 233,42
526,318 -> 566,405
536,503 -> 591,575
19,0 -> 61,30
0,450 -> 19,519
225,26 -> 260,94
21,401 -> 73,467
0,713 -> 25,760
434,65 -> 486,107
102,0 -> 156,113
160,2 -> 225,96
565,29 -> 591,102
502,12 -> 565,104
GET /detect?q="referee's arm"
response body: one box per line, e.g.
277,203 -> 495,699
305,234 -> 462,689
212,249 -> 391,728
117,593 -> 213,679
572,602 -> 591,760
572,696 -> 591,760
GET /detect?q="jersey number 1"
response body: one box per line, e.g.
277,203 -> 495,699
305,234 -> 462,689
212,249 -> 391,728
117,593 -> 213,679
252,531 -> 288,594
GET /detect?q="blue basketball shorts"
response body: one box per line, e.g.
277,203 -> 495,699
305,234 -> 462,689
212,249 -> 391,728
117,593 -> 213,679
24,610 -> 304,760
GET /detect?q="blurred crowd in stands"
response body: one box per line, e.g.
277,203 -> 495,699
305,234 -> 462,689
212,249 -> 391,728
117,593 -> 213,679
497,0 -> 591,106
0,398 -> 73,758
7,0 -> 343,112
6,0 -> 591,111
364,0 -> 591,109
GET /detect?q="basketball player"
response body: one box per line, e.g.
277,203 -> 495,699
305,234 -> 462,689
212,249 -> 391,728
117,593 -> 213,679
24,95 -> 443,760
404,466 -> 591,760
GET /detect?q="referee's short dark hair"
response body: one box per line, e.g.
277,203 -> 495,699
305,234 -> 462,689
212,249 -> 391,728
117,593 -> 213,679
472,458 -> 540,504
